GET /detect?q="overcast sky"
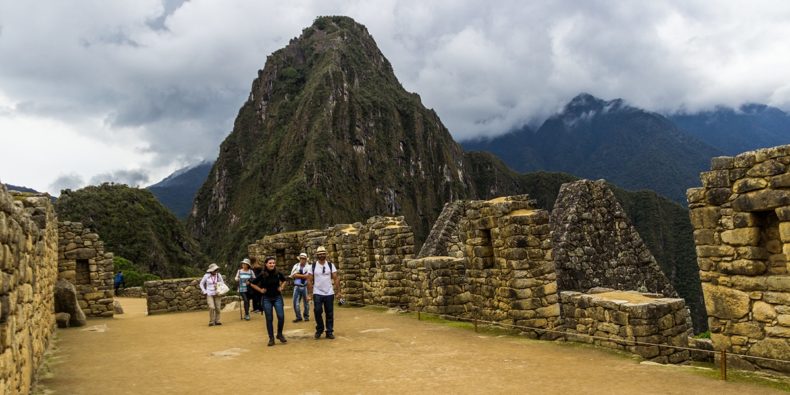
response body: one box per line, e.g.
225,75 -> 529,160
2,0 -> 790,195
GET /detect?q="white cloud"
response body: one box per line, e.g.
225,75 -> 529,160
1,0 -> 789,190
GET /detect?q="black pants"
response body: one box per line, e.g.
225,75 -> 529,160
249,290 -> 262,312
314,294 -> 335,335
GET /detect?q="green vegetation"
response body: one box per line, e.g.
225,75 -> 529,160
56,183 -> 206,278
694,331 -> 711,339
113,256 -> 160,287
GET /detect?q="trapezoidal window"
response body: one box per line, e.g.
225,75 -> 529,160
480,228 -> 495,269
76,259 -> 90,285
367,238 -> 377,269
756,210 -> 785,274
275,249 -> 286,267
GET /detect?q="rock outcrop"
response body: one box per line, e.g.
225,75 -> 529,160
54,279 -> 87,327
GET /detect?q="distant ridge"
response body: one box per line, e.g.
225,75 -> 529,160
148,161 -> 213,219
463,93 -> 722,203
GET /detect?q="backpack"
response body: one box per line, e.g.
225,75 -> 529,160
311,261 -> 336,276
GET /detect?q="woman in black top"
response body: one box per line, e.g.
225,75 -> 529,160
248,256 -> 287,346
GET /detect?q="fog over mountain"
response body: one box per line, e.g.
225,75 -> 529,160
1,1 -> 789,193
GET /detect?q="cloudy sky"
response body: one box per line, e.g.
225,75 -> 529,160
2,0 -> 790,195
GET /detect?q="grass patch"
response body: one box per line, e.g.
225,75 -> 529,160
687,361 -> 790,392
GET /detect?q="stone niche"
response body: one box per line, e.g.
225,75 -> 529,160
57,222 -> 114,318
688,144 -> 790,372
0,187 -> 58,395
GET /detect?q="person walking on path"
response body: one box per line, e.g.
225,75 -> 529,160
199,263 -> 226,326
113,271 -> 125,293
289,252 -> 310,323
307,246 -> 341,339
249,257 -> 263,314
235,258 -> 256,320
248,257 -> 288,346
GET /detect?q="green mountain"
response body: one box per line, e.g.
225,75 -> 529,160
186,16 -> 704,330
670,104 -> 790,155
147,161 -> 213,219
56,184 -> 206,278
463,93 -> 722,203
464,152 -> 706,331
187,16 -> 473,263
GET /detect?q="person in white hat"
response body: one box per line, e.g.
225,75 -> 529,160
289,252 -> 310,322
235,258 -> 256,320
199,263 -> 226,326
307,246 -> 341,339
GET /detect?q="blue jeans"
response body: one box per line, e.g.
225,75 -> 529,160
314,294 -> 334,336
262,295 -> 285,339
293,286 -> 309,320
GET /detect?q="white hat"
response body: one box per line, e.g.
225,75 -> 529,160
206,263 -> 220,273
241,258 -> 251,266
316,246 -> 327,255
299,252 -> 308,258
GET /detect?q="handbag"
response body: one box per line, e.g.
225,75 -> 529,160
216,282 -> 230,296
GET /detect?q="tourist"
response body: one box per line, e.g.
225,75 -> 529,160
290,252 -> 311,323
307,246 -> 341,339
199,263 -> 226,326
250,257 -> 263,314
113,271 -> 125,293
248,256 -> 288,346
235,258 -> 256,320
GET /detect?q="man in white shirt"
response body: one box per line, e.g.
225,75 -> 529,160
289,252 -> 310,322
307,246 -> 341,339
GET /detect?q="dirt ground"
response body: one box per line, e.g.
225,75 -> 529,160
36,297 -> 785,395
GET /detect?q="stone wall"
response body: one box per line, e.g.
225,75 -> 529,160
0,187 -> 58,395
144,278 -> 204,314
688,144 -> 790,372
248,216 -> 415,307
57,222 -> 114,317
116,286 -> 146,298
551,180 -> 677,297
405,257 -> 470,316
561,289 -> 691,363
458,196 -> 559,335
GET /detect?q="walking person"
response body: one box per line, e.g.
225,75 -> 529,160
235,258 -> 256,320
113,271 -> 125,293
249,257 -> 263,314
248,257 -> 288,346
199,263 -> 225,326
290,252 -> 310,323
307,246 -> 341,339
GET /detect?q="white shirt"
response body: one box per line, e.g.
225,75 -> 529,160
307,260 -> 336,296
290,262 -> 309,286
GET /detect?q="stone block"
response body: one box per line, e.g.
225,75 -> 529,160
753,301 -> 777,322
766,326 -> 790,338
706,188 -> 732,205
718,260 -> 766,276
748,338 -> 790,372
733,178 -> 768,193
700,171 -> 731,188
771,174 -> 790,189
728,322 -> 764,339
765,292 -> 790,305
781,222 -> 790,243
702,283 -> 751,320
720,228 -> 760,246
733,190 -> 790,212
747,159 -> 786,177
767,276 -> 790,292
711,156 -> 734,170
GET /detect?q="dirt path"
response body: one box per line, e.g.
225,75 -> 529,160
37,298 -> 784,394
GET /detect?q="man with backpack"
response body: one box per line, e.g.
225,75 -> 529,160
307,246 -> 341,339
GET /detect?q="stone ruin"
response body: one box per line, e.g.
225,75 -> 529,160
0,186 -> 58,394
688,144 -> 790,372
248,216 -> 416,307
250,182 -> 692,362
57,221 -> 115,318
